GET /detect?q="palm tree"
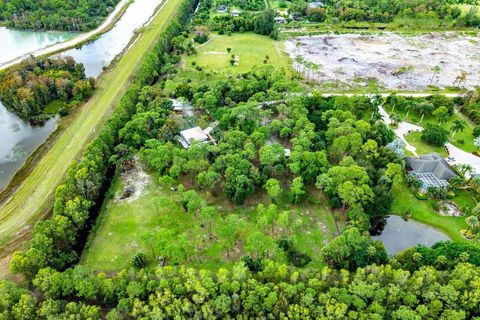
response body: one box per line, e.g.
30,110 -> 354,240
451,119 -> 466,138
417,102 -> 434,123
465,215 -> 479,234
449,176 -> 466,192
404,100 -> 414,120
430,65 -> 441,86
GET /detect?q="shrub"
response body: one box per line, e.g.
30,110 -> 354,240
421,124 -> 449,146
131,252 -> 147,268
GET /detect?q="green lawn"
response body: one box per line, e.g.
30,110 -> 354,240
183,33 -> 291,76
391,180 -> 475,243
81,172 -> 339,272
389,106 -> 476,153
405,131 -> 448,157
0,0 -> 182,262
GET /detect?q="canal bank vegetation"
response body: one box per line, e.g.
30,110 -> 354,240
0,0 -> 121,32
0,56 -> 94,122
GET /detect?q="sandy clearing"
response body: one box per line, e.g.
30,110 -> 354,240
0,0 -> 129,71
286,32 -> 480,91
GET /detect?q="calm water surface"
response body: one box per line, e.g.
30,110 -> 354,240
60,0 -> 163,77
0,0 -> 162,191
373,215 -> 450,255
0,27 -> 75,65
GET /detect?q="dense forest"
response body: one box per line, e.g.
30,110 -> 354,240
0,0 -> 120,31
2,261 -> 480,319
0,56 -> 94,122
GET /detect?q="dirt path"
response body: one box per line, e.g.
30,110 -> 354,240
0,0 -> 129,71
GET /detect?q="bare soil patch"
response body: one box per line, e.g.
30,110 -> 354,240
285,32 -> 480,90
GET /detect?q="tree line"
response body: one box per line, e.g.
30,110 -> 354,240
0,0 -> 120,31
288,0 -> 480,26
1,261 -> 480,318
0,56 -> 94,122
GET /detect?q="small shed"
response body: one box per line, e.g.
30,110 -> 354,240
231,9 -> 241,17
274,17 -> 287,23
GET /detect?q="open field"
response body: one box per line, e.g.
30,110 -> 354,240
285,32 -> 480,91
81,172 -> 339,272
391,180 -> 476,243
182,33 -> 291,75
0,0 -> 182,274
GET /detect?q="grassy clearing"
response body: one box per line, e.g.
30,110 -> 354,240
404,131 -> 448,157
0,0 -> 181,260
182,33 -> 291,76
391,180 -> 476,243
81,172 -> 339,272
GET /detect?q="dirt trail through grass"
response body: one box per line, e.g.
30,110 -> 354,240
0,0 -> 181,273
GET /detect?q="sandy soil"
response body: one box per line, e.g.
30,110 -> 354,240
117,157 -> 150,203
0,0 -> 129,71
285,32 -> 480,90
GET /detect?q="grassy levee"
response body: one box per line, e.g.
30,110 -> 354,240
0,0 -> 180,260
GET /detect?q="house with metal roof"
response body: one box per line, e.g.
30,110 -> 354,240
406,153 -> 457,189
308,1 -> 325,9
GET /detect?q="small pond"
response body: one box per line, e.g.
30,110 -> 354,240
0,102 -> 58,191
373,215 -> 450,255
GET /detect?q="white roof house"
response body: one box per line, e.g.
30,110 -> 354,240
179,126 -> 214,148
231,9 -> 241,16
308,1 -> 325,9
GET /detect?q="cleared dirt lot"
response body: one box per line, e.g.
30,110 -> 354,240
285,32 -> 480,90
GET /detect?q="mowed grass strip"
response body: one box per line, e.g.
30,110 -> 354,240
0,0 -> 181,251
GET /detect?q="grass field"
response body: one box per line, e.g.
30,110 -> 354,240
81,172 -> 339,272
183,33 -> 291,75
405,131 -> 448,157
391,180 -> 477,243
0,0 -> 182,270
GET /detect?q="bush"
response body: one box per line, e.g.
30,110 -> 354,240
131,252 -> 147,268
414,191 -> 428,200
421,124 -> 449,146
286,250 -> 312,267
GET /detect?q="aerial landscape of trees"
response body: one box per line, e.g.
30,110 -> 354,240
1,0 -> 480,318
0,0 -> 121,31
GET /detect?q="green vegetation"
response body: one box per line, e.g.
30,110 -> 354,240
2,1 -> 480,318
0,56 -> 94,122
182,33 -> 290,76
391,180 -> 472,242
0,0 -> 184,268
0,0 -> 121,31
81,175 -> 338,271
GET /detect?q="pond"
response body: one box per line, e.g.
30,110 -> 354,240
0,27 -> 75,66
373,215 -> 450,255
0,102 -> 58,191
60,0 -> 163,78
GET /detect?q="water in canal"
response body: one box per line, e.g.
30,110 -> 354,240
0,102 -> 58,191
373,215 -> 450,255
0,27 -> 75,66
0,0 -> 163,191
60,0 -> 163,77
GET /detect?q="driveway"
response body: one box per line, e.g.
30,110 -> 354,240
445,143 -> 480,178
379,105 -> 423,157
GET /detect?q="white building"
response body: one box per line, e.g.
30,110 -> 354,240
231,9 -> 241,17
178,127 -> 214,148
274,17 -> 287,23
